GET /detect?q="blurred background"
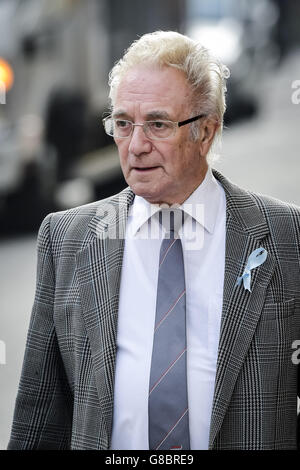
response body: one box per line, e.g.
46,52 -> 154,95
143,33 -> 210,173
0,0 -> 299,449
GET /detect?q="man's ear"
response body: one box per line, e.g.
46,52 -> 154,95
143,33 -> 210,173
199,118 -> 220,157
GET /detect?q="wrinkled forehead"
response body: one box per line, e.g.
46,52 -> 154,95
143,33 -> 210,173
112,64 -> 193,115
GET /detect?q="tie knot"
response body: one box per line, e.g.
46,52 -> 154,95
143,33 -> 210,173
158,208 -> 185,237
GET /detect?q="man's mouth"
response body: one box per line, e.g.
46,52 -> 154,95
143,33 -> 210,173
133,166 -> 160,172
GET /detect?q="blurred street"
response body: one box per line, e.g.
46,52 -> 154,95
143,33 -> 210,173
1,50 -> 299,449
0,236 -> 37,449
216,50 -> 300,206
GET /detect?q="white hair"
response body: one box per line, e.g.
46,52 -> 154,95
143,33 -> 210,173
108,31 -> 230,160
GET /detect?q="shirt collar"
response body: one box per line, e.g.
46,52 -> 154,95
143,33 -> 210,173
127,166 -> 223,236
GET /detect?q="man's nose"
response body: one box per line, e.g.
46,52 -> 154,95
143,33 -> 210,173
128,125 -> 152,156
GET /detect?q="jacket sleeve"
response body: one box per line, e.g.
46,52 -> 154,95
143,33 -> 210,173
7,213 -> 73,450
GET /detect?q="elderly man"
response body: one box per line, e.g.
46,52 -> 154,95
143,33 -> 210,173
8,31 -> 300,450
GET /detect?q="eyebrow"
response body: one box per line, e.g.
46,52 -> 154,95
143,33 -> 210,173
112,109 -> 128,119
145,111 -> 171,120
111,110 -> 172,121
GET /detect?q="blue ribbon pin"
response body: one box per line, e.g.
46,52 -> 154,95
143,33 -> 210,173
235,247 -> 268,292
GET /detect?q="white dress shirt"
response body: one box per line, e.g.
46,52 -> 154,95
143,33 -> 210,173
110,167 -> 226,450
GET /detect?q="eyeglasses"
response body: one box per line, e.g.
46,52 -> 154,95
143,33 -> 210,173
102,114 -> 206,140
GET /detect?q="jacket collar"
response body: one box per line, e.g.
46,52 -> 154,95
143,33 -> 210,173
88,169 -> 270,242
212,169 -> 270,241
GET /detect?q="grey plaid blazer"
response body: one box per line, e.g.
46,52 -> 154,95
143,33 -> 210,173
8,170 -> 300,450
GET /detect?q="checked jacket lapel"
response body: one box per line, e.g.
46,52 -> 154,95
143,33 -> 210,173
75,188 -> 135,443
208,170 -> 276,449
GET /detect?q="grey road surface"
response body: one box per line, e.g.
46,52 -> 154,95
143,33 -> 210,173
0,52 -> 299,450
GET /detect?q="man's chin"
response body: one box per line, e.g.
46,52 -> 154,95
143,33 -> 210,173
129,182 -> 162,204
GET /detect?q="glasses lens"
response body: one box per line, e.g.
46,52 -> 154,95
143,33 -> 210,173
103,118 -> 176,140
145,121 -> 175,139
104,118 -> 132,138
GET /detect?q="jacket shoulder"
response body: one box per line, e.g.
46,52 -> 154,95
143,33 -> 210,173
213,168 -> 300,232
39,187 -> 134,246
250,191 -> 300,220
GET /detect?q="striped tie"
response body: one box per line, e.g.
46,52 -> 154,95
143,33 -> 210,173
148,209 -> 190,450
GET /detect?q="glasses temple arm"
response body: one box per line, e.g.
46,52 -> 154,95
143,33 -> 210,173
178,114 -> 206,127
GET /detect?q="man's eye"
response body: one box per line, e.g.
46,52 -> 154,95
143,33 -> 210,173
152,121 -> 167,129
116,120 -> 130,128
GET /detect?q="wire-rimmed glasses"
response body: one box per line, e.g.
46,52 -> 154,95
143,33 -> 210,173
102,114 -> 206,140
